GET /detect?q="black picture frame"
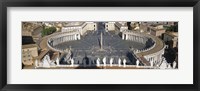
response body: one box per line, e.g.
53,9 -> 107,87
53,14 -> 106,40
0,0 -> 199,91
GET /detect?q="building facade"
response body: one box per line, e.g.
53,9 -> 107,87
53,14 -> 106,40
105,22 -> 115,31
105,22 -> 128,32
61,22 -> 97,35
148,25 -> 166,37
163,32 -> 178,48
22,44 -> 38,65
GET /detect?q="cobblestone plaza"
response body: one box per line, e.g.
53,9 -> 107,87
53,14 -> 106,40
55,23 -> 146,65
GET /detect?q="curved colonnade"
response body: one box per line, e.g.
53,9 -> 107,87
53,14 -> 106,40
122,30 -> 166,67
47,30 -> 80,53
46,29 -> 166,68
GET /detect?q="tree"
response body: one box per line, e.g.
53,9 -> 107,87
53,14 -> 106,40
165,25 -> 178,32
41,27 -> 56,37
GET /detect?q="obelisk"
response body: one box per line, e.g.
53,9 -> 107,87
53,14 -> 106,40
100,32 -> 103,50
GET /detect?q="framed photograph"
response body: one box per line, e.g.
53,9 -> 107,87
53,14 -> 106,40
0,0 -> 199,91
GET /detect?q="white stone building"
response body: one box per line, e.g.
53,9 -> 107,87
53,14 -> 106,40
163,32 -> 178,48
61,22 -> 97,35
105,22 -> 128,32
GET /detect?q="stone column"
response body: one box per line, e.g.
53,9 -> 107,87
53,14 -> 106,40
167,63 -> 172,69
110,58 -> 113,67
83,60 -> 86,67
134,36 -> 136,41
150,59 -> 153,67
65,36 -> 67,41
52,40 -> 54,46
71,58 -> 74,67
65,36 -> 67,42
141,38 -> 143,43
63,37 -> 65,42
56,57 -> 59,66
135,36 -> 137,42
172,61 -> 177,69
126,34 -> 128,40
123,59 -> 126,67
78,34 -> 81,40
89,60 -> 92,66
75,34 -> 77,40
122,34 -> 124,40
150,57 -> 152,63
67,36 -> 68,41
136,59 -> 140,67
118,58 -> 121,67
160,53 -> 162,62
54,40 -> 56,45
96,58 -> 100,66
138,37 -> 139,42
103,57 -> 106,67
35,59 -> 38,68
131,35 -> 133,41
153,56 -> 155,64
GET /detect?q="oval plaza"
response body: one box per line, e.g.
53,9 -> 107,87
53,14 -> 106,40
37,22 -> 176,69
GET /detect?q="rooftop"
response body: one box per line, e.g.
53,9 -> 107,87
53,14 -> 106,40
22,44 -> 38,49
63,22 -> 84,27
136,34 -> 165,56
165,32 -> 178,37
